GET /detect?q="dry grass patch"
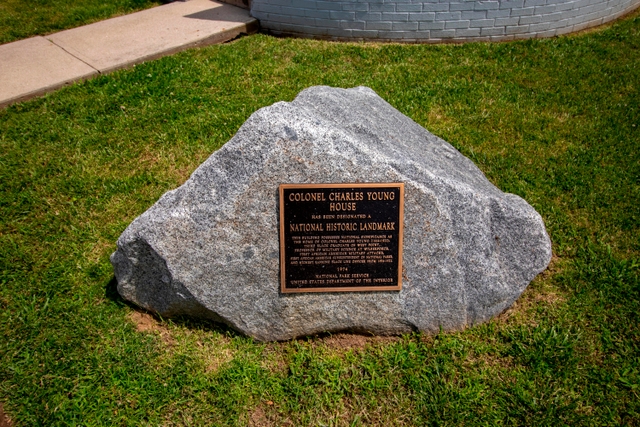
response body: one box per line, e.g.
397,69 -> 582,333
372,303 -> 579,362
165,324 -> 236,374
247,404 -> 293,427
197,339 -> 235,374
463,349 -> 517,371
323,394 -> 416,427
260,343 -> 289,375
86,239 -> 113,264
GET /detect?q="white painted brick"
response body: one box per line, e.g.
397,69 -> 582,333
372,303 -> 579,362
572,19 -> 597,30
555,24 -> 576,34
341,20 -> 366,29
322,28 -> 354,37
315,18 -> 341,27
396,3 -> 423,11
330,10 -> 356,19
595,8 -> 614,19
422,3 -> 451,11
269,22 -> 307,33
370,3 -> 397,11
487,8 -> 512,17
533,29 -> 558,37
304,9 -> 331,19
544,11 -> 566,21
366,21 -> 394,29
461,10 -> 488,19
494,16 -> 520,25
519,14 -> 543,23
469,18 -> 496,26
253,0 -> 640,42
475,1 -> 500,10
264,0 -> 292,6
449,2 -> 477,10
264,13 -> 290,23
280,6 -> 308,16
419,20 -> 446,29
555,1 -> 579,12
573,0 -> 592,9
510,7 -> 535,16
293,1 -> 317,9
480,26 -> 506,34
393,21 -> 420,29
579,3 -> 607,15
524,0 -> 546,7
382,12 -> 409,20
513,31 -> 533,39
315,1 -> 339,10
562,8 -> 584,19
409,12 -> 437,20
342,3 -> 370,11
534,4 -> 557,14
506,24 -> 530,33
292,15 -> 318,25
429,29 -> 457,37
377,30 -> 412,38
445,19 -> 471,28
258,5 -> 282,14
500,0 -> 525,9
529,21 -> 551,30
350,29 -> 381,38
355,11 -> 382,20
547,18 -> 571,28
455,27 -> 482,36
582,10 -> 607,21
436,11 -> 462,19
568,14 -> 585,24
411,31 -> 433,38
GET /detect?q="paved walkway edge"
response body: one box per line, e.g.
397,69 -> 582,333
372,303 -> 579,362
0,1 -> 258,109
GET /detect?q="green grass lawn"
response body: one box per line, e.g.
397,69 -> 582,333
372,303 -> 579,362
0,0 -> 163,44
1,12 -> 639,426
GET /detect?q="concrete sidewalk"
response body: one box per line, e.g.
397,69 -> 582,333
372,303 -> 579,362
0,0 -> 258,108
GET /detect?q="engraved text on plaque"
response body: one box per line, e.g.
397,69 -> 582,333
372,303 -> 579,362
279,183 -> 404,293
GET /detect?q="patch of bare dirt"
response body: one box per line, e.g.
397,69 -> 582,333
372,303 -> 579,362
320,333 -> 399,351
0,403 -> 13,427
129,310 -> 175,346
248,406 -> 270,427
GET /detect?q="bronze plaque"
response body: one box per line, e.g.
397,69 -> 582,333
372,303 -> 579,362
279,183 -> 404,293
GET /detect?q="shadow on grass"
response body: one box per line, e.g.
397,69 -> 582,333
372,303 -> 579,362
104,275 -> 242,338
105,276 -> 124,306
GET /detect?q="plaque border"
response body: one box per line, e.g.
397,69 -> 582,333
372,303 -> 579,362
279,182 -> 404,293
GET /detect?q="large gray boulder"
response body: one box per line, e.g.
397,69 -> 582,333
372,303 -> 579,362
111,86 -> 552,341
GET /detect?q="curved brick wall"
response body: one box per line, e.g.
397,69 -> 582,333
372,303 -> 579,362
248,0 -> 640,42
